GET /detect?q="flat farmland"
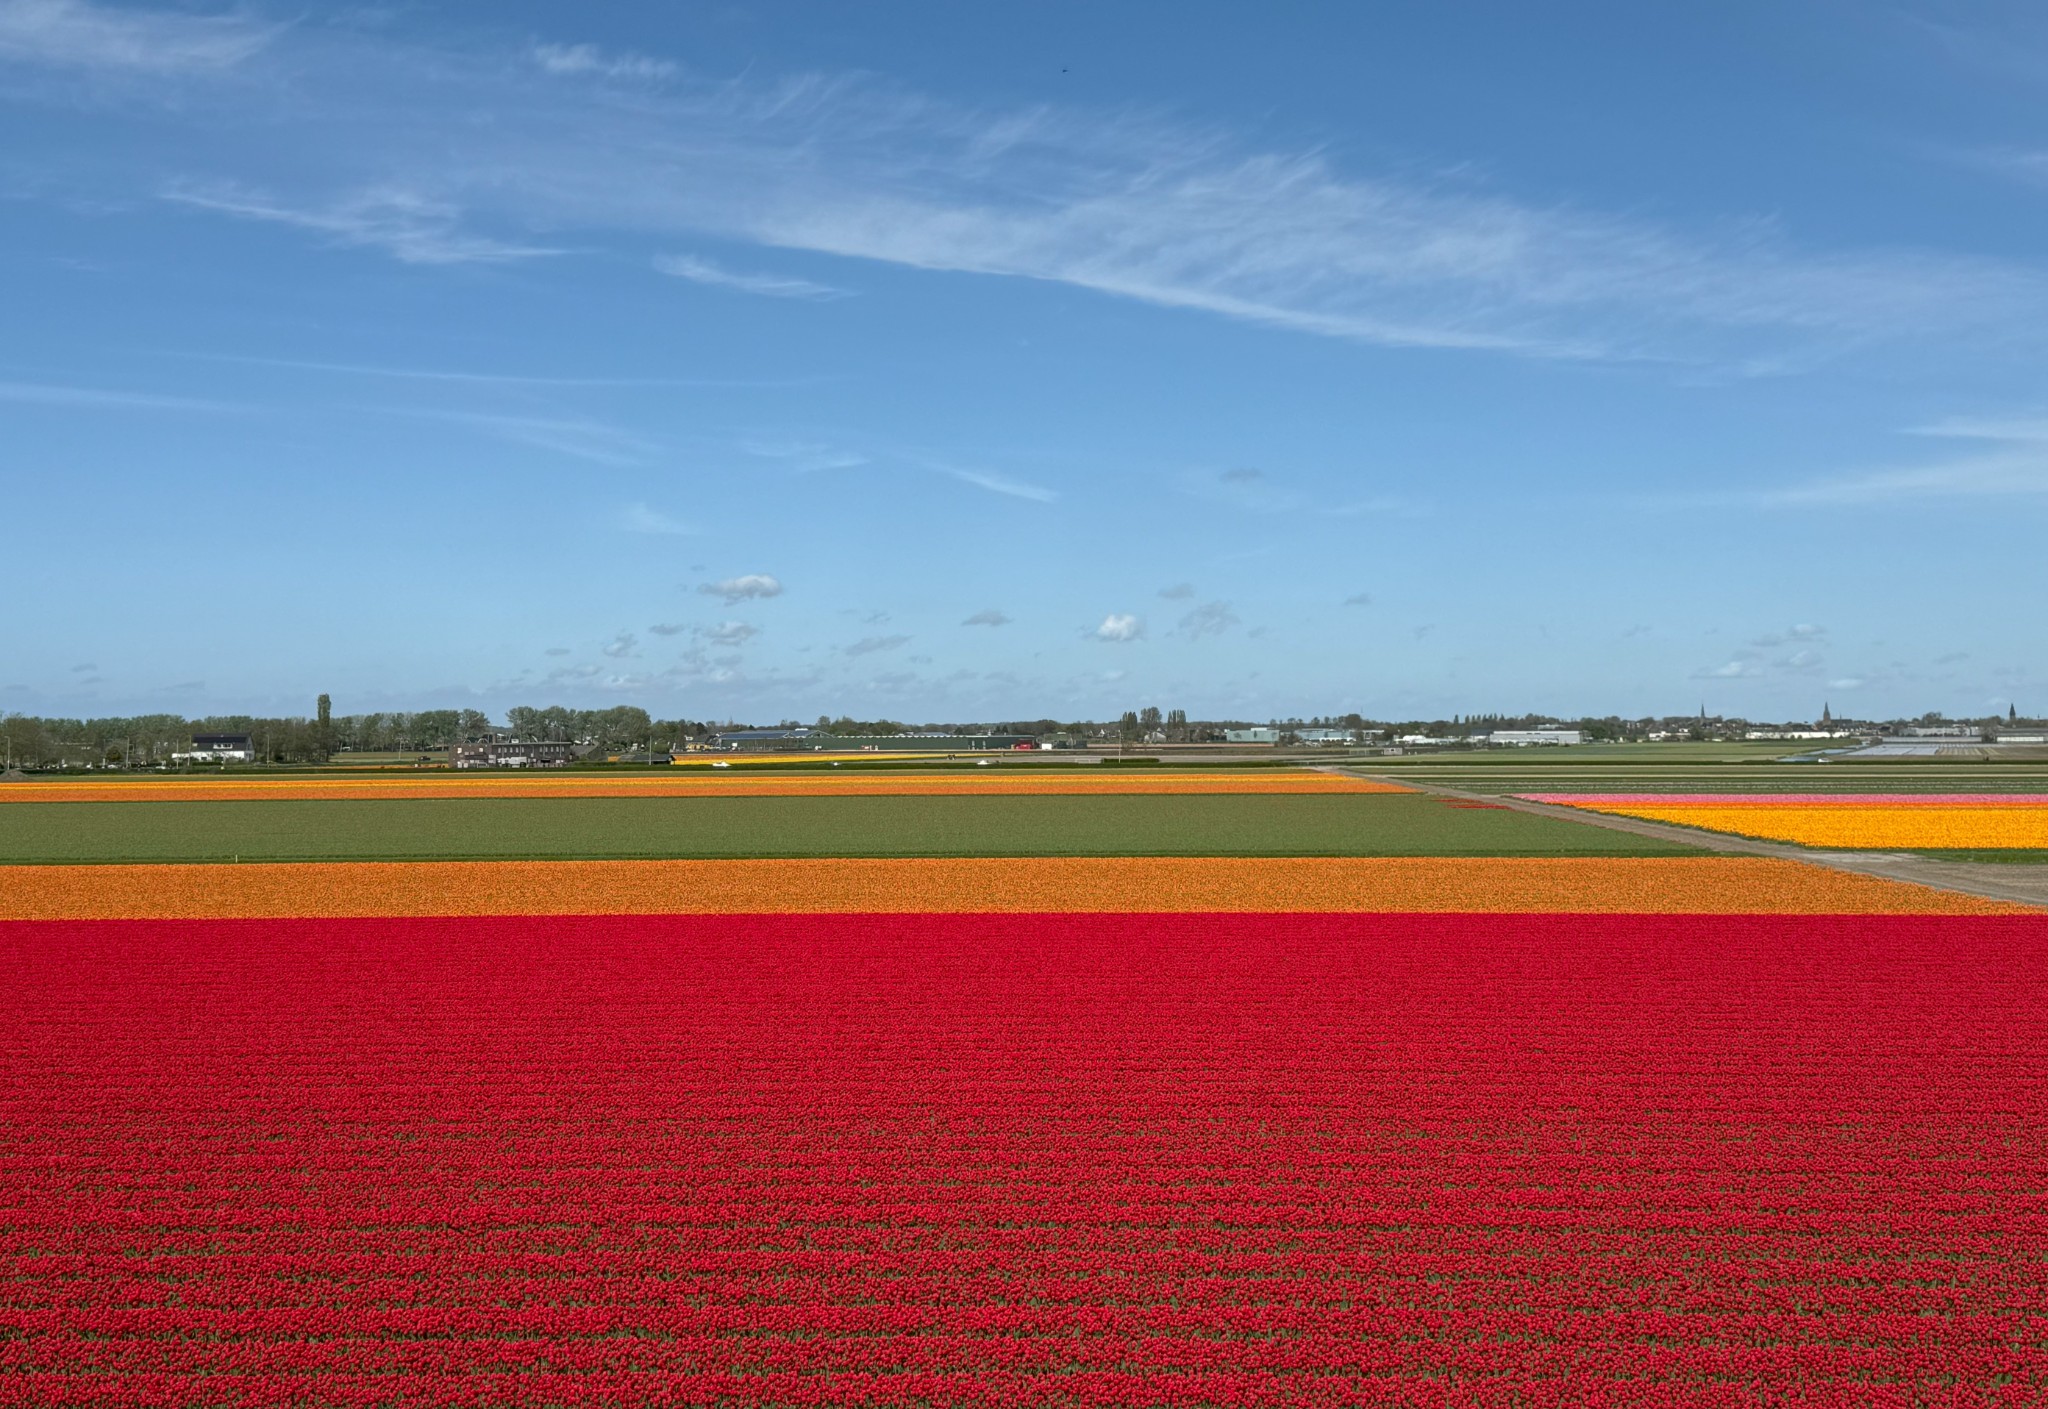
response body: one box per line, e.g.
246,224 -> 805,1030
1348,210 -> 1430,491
5,911 -> 2044,1403
0,792 -> 1694,864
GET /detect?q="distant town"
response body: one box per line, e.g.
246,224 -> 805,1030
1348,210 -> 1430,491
1,700 -> 2041,770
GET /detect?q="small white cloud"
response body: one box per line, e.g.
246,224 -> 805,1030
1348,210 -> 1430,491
532,42 -> 676,81
655,253 -> 848,301
845,634 -> 911,657
700,574 -> 783,604
1342,592 -> 1372,607
1158,583 -> 1195,600
602,632 -> 638,659
1696,660 -> 1760,679
1828,677 -> 1865,690
1179,600 -> 1239,638
1095,613 -> 1144,643
622,502 -> 693,535
648,623 -> 687,637
544,647 -> 571,657
962,609 -> 1012,627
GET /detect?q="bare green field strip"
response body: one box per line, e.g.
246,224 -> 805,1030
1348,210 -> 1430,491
0,794 -> 1697,864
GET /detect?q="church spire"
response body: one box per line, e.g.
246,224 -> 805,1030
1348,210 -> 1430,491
1821,701 -> 1832,725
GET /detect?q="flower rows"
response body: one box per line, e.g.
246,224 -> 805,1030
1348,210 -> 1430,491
3,911 -> 2043,1404
0,770 -> 1407,803
1525,795 -> 2048,850
0,855 -> 2022,920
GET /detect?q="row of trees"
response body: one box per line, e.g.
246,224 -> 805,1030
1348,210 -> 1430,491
1,712 -> 352,767
0,705 -> 670,767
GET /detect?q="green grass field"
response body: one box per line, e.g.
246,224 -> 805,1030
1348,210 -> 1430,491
0,793 -> 1696,864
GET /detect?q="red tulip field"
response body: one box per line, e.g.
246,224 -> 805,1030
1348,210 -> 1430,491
5,908 -> 2045,1405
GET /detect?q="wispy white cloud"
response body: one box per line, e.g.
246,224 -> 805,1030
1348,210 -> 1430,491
1182,466 -> 1410,518
621,502 -> 693,535
1759,420 -> 2048,505
738,141 -> 2046,364
70,34 -> 2046,368
1158,583 -> 1195,600
743,438 -> 1054,500
1342,592 -> 1372,607
1692,623 -> 1832,681
844,633 -> 911,657
1177,600 -> 1239,638
172,352 -> 796,388
655,253 -> 848,300
1750,624 -> 1827,648
0,378 -> 241,411
0,0 -> 273,72
701,621 -> 758,647
962,609 -> 1011,627
1909,415 -> 2048,443
163,182 -> 563,265
700,573 -> 783,604
532,42 -> 675,82
408,410 -> 655,466
741,439 -> 870,472
936,463 -> 1057,503
601,632 -> 638,659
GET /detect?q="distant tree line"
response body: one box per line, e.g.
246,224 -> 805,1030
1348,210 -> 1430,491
5,701 -> 2027,770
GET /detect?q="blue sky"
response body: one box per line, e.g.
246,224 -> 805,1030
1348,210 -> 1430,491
5,1 -> 2046,723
